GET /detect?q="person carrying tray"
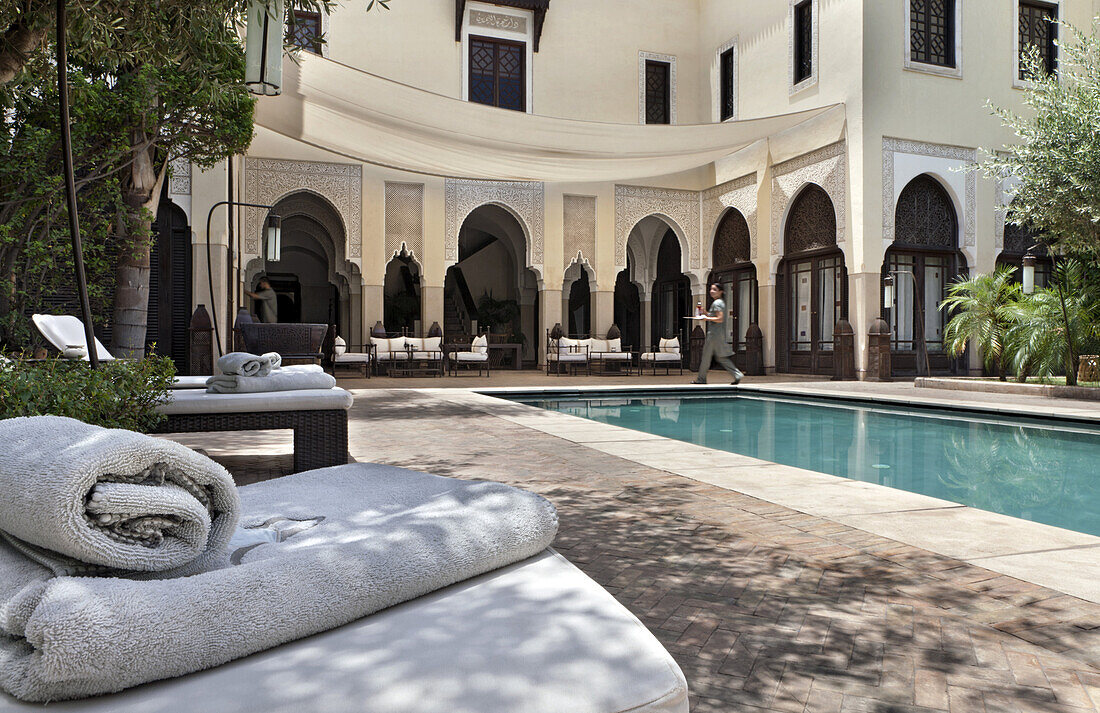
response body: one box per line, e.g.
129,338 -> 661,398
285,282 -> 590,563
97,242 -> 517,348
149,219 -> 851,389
691,282 -> 743,385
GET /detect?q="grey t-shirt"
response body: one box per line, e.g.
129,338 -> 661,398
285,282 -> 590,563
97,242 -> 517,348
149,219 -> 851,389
706,298 -> 726,339
253,288 -> 278,323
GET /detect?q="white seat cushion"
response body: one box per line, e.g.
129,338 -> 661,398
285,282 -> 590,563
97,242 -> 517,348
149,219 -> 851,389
588,338 -> 608,353
641,352 -> 681,362
455,352 -> 489,362
157,388 -> 354,415
172,376 -> 211,389
410,352 -> 441,360
0,550 -> 687,713
336,353 -> 372,364
548,353 -> 587,363
592,351 -> 631,361
31,314 -> 114,362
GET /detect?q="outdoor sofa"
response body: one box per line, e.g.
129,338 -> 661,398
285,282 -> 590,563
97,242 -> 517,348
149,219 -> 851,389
369,335 -> 444,376
640,338 -> 684,375
546,334 -> 635,376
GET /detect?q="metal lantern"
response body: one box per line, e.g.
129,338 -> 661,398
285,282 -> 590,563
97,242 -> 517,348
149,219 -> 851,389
265,214 -> 282,262
245,0 -> 285,96
1022,253 -> 1036,295
882,274 -> 895,311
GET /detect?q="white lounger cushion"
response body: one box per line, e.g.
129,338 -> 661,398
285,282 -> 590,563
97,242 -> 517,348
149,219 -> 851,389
157,388 -> 353,415
335,353 -> 372,363
0,549 -> 687,713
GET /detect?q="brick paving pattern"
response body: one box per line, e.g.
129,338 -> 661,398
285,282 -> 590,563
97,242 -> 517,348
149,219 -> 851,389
213,389 -> 1100,712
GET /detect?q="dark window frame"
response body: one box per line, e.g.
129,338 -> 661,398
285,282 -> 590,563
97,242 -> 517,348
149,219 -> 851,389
645,60 -> 671,125
287,9 -> 323,54
467,35 -> 527,112
1019,0 -> 1058,79
719,47 -> 736,121
910,0 -> 956,69
793,0 -> 813,84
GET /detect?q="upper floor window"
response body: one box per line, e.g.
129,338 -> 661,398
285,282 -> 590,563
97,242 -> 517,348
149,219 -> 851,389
910,0 -> 956,68
469,35 -> 526,112
287,10 -> 322,54
720,46 -> 736,121
793,1 -> 813,84
645,60 -> 671,124
1019,1 -> 1057,79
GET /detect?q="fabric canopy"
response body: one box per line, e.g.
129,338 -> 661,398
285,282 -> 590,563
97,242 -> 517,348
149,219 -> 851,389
255,53 -> 846,183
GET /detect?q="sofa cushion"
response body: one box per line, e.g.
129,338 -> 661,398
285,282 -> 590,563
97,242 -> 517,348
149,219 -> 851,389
588,338 -> 608,353
335,353 -> 372,364
658,337 -> 680,354
334,336 -> 347,356
472,335 -> 489,355
641,352 -> 680,362
422,336 -> 442,353
607,337 -> 622,352
557,337 -> 581,356
455,352 -> 489,362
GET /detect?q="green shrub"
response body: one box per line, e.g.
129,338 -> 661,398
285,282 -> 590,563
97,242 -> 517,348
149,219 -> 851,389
0,356 -> 176,432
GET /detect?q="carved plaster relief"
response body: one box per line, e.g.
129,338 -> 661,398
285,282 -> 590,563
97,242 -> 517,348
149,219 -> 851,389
882,137 -> 976,248
243,158 -> 362,258
384,182 -> 424,262
614,184 -> 699,271
470,10 -> 526,32
563,195 -> 597,269
770,140 -> 847,256
638,51 -> 677,125
445,178 -> 545,268
168,157 -> 191,195
702,173 -> 758,266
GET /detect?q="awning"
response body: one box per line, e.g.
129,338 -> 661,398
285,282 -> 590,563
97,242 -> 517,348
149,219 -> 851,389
255,53 -> 846,184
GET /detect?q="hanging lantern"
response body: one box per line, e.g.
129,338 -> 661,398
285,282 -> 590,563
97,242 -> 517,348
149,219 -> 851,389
265,214 -> 282,262
1021,253 -> 1036,295
245,0 -> 285,96
882,274 -> 895,311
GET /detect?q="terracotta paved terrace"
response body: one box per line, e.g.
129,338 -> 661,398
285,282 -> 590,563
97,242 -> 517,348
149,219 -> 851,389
184,382 -> 1100,713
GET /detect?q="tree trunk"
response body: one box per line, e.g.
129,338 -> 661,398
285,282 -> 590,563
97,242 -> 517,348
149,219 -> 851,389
0,22 -> 49,85
109,127 -> 165,358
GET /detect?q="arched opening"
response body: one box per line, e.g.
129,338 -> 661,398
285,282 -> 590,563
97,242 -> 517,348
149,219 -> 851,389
146,192 -> 191,373
256,192 -> 352,338
777,184 -> 847,375
564,262 -> 592,336
614,255 -> 641,350
383,253 -> 421,335
885,174 -> 968,376
444,204 -> 538,365
652,229 -> 691,351
998,205 -> 1052,290
708,208 -> 757,367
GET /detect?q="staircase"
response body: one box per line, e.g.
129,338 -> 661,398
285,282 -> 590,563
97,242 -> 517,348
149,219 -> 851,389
444,291 -> 464,339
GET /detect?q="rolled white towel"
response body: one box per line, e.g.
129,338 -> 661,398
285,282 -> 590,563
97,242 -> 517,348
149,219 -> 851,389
262,352 -> 282,369
205,368 -> 336,394
217,352 -> 273,377
0,416 -> 239,576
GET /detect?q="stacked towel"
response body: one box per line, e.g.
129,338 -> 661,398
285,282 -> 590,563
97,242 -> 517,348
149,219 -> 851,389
0,461 -> 558,702
216,351 -> 281,377
205,364 -> 335,393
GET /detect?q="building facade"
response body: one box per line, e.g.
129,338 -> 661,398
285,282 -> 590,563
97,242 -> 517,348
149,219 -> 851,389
165,0 -> 1094,376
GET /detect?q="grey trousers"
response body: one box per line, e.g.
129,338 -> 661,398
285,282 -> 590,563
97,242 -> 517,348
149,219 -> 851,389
695,338 -> 743,383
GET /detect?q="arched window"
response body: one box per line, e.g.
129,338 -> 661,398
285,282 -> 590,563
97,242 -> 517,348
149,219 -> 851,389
886,173 -> 966,375
709,209 -> 756,356
777,185 -> 846,375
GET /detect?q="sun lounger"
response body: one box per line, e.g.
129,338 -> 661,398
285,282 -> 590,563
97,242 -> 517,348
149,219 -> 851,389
154,388 -> 352,473
0,457 -> 687,713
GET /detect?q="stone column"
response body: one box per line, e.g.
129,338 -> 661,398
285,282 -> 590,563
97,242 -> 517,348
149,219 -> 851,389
362,284 -> 383,337
593,290 -> 614,339
758,280 -> 777,373
520,288 -> 536,361
538,288 -> 562,366
640,297 -> 652,350
420,285 -> 444,339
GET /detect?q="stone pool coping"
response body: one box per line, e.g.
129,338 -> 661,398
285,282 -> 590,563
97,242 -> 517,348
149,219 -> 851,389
917,376 -> 1100,402
422,384 -> 1100,604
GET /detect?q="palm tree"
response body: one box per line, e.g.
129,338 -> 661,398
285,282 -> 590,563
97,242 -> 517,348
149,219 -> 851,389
1009,259 -> 1100,387
941,266 -> 1021,381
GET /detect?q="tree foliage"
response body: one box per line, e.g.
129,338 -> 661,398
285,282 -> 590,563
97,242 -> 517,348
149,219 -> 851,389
979,22 -> 1100,260
942,266 -> 1022,381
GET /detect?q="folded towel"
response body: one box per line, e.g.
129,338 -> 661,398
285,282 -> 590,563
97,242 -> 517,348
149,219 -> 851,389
205,367 -> 336,394
0,463 -> 557,702
0,416 -> 239,577
216,351 -> 281,377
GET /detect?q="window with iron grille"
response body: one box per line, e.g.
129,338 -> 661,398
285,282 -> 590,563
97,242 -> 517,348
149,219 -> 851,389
910,0 -> 955,68
468,36 -> 526,112
720,47 -> 735,121
645,60 -> 671,124
1019,1 -> 1057,78
287,10 -> 322,54
794,0 -> 813,84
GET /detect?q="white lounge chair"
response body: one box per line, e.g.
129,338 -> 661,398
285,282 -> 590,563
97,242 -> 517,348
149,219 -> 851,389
445,335 -> 490,376
640,338 -> 684,375
31,314 -> 114,362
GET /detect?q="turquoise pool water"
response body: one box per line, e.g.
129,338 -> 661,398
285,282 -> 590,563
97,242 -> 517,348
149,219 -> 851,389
511,392 -> 1100,536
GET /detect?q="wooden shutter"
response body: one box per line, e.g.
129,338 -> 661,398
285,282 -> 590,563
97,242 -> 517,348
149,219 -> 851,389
775,269 -> 789,372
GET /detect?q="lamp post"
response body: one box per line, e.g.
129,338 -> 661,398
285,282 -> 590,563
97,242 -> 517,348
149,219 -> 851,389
1022,251 -> 1037,295
57,0 -> 99,368
205,201 -> 280,358
883,269 -> 931,377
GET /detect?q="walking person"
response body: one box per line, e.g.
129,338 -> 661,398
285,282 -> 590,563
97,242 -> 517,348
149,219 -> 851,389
692,283 -> 744,385
246,278 -> 278,323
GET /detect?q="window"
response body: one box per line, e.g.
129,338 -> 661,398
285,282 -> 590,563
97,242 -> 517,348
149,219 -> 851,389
793,0 -> 813,84
1019,1 -> 1057,78
719,47 -> 736,121
645,60 -> 671,124
910,0 -> 955,68
468,36 -> 526,112
287,10 -> 322,54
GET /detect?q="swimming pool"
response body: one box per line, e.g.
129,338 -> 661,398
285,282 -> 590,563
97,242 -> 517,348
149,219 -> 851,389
509,391 -> 1100,537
